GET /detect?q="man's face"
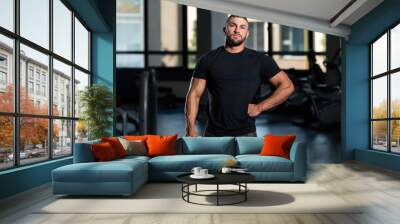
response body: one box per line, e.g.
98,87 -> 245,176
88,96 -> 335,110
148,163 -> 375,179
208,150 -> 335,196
224,17 -> 249,47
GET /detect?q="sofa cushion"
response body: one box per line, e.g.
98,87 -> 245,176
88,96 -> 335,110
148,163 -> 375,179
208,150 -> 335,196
147,134 -> 178,157
101,137 -> 127,158
118,137 -> 147,156
90,142 -> 118,161
52,159 -> 147,183
74,139 -> 100,163
115,155 -> 150,163
235,137 -> 264,155
124,135 -> 148,141
178,137 -> 235,155
260,134 -> 296,159
236,155 -> 293,172
148,154 -> 235,172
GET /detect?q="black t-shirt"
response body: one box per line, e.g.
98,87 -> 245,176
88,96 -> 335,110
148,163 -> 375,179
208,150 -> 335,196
192,46 -> 281,136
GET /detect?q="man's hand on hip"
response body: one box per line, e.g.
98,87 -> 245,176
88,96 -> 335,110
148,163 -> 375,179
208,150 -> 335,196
248,104 -> 263,117
186,126 -> 199,137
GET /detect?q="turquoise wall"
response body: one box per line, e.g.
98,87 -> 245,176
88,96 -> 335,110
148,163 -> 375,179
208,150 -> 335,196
0,0 -> 116,200
0,158 -> 72,199
344,0 -> 400,171
91,0 -> 116,135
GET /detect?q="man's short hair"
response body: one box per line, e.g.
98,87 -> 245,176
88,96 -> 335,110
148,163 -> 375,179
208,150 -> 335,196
225,15 -> 248,24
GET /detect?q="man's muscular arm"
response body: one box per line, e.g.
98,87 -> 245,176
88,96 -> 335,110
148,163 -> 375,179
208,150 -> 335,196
248,71 -> 295,117
185,78 -> 207,136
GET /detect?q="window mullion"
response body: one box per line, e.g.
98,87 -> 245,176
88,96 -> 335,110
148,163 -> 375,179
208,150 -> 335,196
388,29 -> 391,152
71,10 -> 76,153
14,0 -> 21,167
49,0 -> 54,160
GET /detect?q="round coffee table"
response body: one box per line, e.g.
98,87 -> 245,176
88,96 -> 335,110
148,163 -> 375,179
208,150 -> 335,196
177,172 -> 255,206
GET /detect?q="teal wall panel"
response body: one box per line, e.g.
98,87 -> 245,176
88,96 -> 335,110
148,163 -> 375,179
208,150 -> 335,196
344,0 -> 400,171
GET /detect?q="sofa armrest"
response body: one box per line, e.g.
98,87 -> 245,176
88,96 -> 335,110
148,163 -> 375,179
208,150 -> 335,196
73,140 -> 100,163
289,141 -> 307,181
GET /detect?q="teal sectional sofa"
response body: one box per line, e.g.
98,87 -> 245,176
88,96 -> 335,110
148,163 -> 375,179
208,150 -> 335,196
52,137 -> 307,196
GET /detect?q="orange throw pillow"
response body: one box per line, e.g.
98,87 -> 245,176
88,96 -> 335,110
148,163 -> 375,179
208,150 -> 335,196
101,137 -> 127,158
91,142 -> 117,161
259,134 -> 296,159
146,134 -> 178,157
124,135 -> 148,141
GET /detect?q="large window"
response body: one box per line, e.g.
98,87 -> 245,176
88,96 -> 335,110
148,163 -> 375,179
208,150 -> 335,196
370,22 -> 400,153
0,0 -> 91,171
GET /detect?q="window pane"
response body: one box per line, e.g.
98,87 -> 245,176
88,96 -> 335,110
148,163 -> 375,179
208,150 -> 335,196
372,33 -> 387,76
75,18 -> 89,70
273,55 -> 308,70
149,55 -> 182,67
391,120 -> 400,153
0,116 -> 13,170
0,0 -> 14,31
148,0 -> 182,51
372,76 -> 387,119
117,0 -> 144,51
247,20 -> 268,51
116,54 -> 144,68
314,32 -> 326,52
53,59 -> 72,117
20,0 -> 49,49
20,44 -> 49,115
391,24 -> 400,70
273,24 -> 308,52
20,117 -> 49,165
372,121 -> 387,151
188,54 -> 196,69
53,0 -> 72,60
75,120 -> 88,143
53,119 -> 72,157
187,6 -> 197,52
0,35 -> 14,113
391,72 -> 400,118
74,69 -> 89,118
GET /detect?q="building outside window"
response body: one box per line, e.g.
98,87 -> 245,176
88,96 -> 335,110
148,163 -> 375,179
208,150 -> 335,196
28,81 -> 34,94
28,67 -> 34,80
0,71 -> 7,86
0,0 -> 91,170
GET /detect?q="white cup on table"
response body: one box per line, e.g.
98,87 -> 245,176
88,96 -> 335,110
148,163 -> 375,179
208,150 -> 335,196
191,167 -> 202,176
199,169 -> 208,176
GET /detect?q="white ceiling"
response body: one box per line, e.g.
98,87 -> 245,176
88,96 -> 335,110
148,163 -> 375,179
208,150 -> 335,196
166,0 -> 384,38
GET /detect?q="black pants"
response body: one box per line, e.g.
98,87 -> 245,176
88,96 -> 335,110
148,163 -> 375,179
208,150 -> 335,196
203,130 -> 257,137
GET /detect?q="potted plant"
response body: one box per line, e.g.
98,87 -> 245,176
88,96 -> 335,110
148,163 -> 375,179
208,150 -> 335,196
79,84 -> 113,140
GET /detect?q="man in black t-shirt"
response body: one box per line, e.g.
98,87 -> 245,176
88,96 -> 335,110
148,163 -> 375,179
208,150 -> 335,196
185,15 -> 295,137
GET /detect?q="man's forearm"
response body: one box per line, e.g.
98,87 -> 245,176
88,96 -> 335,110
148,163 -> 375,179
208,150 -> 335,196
185,95 -> 200,128
259,84 -> 294,112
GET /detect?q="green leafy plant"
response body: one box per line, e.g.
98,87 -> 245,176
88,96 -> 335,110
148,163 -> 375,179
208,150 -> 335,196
79,84 -> 113,140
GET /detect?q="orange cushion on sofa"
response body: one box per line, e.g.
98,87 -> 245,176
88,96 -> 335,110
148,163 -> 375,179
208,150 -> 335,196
146,134 -> 178,157
91,142 -> 118,161
259,134 -> 296,159
124,135 -> 148,141
101,137 -> 127,158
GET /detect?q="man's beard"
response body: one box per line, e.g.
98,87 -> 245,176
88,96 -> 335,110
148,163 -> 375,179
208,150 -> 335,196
225,34 -> 246,47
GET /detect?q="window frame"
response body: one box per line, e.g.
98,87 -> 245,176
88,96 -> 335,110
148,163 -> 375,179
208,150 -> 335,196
369,19 -> 400,154
0,0 -> 92,171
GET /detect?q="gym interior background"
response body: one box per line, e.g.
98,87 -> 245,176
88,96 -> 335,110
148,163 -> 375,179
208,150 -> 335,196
115,0 -> 342,163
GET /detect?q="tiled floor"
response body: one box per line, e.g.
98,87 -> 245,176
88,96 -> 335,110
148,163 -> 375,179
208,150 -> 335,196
157,107 -> 341,164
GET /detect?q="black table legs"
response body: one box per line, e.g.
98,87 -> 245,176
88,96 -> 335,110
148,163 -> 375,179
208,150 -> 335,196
181,183 -> 249,206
